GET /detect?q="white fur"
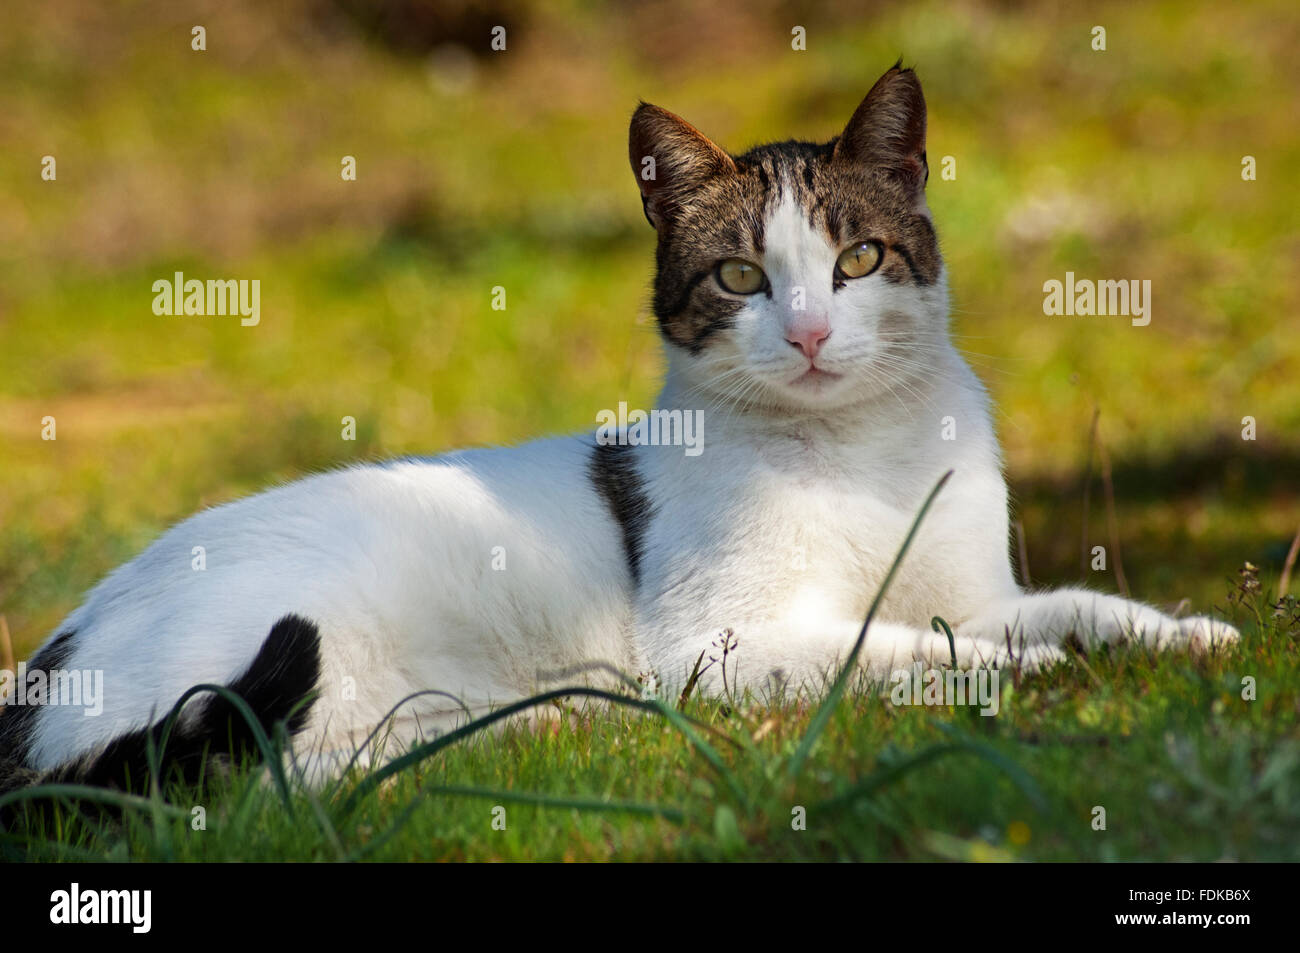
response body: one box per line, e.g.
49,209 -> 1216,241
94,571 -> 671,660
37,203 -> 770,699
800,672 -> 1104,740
22,192 -> 1237,775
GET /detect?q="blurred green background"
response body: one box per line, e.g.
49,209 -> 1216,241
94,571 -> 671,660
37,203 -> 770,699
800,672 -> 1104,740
2,0 -> 1297,656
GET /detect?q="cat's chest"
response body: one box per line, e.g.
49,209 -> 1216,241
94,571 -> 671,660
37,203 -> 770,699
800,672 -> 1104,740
723,455 -> 925,582
641,436 -> 962,622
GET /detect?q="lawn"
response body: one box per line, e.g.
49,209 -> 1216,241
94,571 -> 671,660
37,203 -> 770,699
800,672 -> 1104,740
1,0 -> 1297,860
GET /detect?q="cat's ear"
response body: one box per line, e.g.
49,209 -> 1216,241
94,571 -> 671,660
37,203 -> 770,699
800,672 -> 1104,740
833,63 -> 928,198
629,103 -> 735,230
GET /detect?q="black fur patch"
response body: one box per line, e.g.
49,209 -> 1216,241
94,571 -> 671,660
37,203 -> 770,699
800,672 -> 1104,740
0,630 -> 77,793
589,441 -> 652,586
55,614 -> 321,794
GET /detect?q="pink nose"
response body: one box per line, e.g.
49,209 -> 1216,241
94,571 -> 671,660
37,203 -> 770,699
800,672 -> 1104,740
785,316 -> 831,360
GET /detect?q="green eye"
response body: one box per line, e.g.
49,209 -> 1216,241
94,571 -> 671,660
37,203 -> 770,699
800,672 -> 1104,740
836,241 -> 883,280
716,258 -> 767,295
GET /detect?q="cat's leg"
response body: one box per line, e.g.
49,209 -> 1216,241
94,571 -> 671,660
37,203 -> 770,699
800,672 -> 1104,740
640,617 -> 1063,699
955,588 -> 1240,661
853,620 -> 1068,679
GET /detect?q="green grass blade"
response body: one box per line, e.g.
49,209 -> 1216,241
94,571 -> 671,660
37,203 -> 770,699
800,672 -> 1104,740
934,723 -> 1048,812
815,743 -> 966,811
816,736 -> 1046,815
328,688 -> 474,787
787,470 -> 953,778
154,682 -> 295,812
0,783 -> 191,819
931,616 -> 958,667
648,698 -> 746,804
339,686 -> 718,815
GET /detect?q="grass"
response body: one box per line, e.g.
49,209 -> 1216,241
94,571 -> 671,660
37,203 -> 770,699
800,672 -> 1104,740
2,0 -> 1298,859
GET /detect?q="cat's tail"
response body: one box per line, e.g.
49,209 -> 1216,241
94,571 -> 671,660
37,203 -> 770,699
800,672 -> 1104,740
0,613 -> 322,830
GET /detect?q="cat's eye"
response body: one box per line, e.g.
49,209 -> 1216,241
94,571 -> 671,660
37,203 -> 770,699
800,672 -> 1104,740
835,242 -> 883,280
716,258 -> 767,295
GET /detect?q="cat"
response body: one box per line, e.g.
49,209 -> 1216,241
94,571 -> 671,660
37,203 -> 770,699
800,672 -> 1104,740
0,63 -> 1238,795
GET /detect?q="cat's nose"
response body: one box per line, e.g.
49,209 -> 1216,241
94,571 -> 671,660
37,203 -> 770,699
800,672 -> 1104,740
785,314 -> 831,360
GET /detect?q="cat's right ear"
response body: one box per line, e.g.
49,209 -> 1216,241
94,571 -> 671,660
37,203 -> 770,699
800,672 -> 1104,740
629,103 -> 735,231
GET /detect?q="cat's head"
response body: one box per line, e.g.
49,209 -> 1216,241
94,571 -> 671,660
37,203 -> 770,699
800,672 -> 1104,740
630,63 -> 947,414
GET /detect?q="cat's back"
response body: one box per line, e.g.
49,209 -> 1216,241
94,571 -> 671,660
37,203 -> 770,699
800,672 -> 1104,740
64,433 -> 617,631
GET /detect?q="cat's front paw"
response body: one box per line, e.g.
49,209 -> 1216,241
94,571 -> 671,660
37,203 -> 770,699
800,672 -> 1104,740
1174,615 -> 1241,655
997,640 -> 1068,673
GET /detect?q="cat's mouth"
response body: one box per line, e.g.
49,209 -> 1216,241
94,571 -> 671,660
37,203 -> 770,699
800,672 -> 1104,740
789,365 -> 843,386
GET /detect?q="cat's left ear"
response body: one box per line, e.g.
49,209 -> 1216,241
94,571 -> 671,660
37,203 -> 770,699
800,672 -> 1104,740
833,63 -> 928,200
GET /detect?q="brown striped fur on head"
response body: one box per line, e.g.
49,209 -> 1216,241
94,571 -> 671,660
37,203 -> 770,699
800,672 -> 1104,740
629,63 -> 941,360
